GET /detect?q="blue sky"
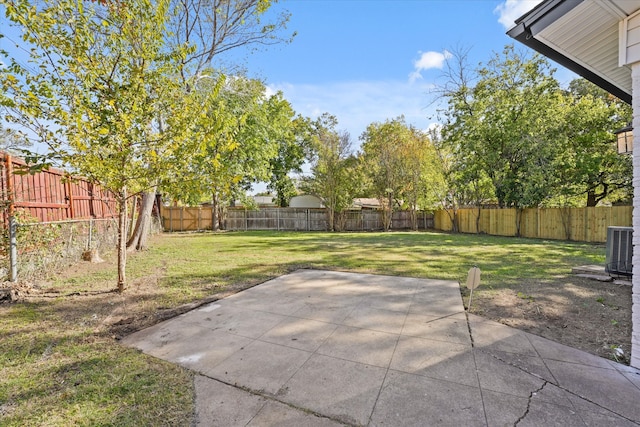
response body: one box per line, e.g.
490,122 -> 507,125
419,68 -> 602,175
1,0 -> 571,148
2,0 -> 579,192
226,0 -> 577,144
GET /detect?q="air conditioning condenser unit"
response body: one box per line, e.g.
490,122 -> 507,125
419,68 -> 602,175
605,226 -> 633,276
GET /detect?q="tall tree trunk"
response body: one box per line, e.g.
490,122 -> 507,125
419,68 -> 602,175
560,206 -> 571,240
327,207 -> 334,231
212,192 -> 220,231
127,188 -> 156,251
445,206 -> 459,233
117,190 -> 128,292
385,193 -> 394,231
327,195 -> 335,231
515,208 -> 523,238
128,195 -> 138,237
586,190 -> 597,207
410,203 -> 417,231
217,204 -> 226,230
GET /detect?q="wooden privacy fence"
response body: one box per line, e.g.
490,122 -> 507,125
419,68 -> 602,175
161,206 -> 435,232
434,206 -> 632,242
0,153 -> 117,225
161,204 -> 632,243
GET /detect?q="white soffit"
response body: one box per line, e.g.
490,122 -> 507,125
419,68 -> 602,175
536,1 -> 632,92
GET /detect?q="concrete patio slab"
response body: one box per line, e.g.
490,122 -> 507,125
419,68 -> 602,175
121,269 -> 640,426
278,353 -> 387,426
389,336 -> 477,387
246,400 -> 346,427
315,325 -> 398,368
342,305 -> 407,334
369,370 -> 485,427
206,339 -> 311,394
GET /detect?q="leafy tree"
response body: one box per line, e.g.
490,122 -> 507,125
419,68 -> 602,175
398,125 -> 441,229
429,48 -> 494,232
436,47 -> 632,231
551,79 -> 632,207
169,0 -> 294,79
267,116 -> 313,207
439,46 -> 563,234
301,114 -> 362,231
0,123 -> 30,155
1,0 -> 187,290
429,127 -> 493,233
360,116 -> 437,230
163,75 -> 304,228
126,0 -> 295,247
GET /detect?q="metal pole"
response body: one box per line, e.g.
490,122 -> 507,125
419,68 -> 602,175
6,153 -> 17,282
9,215 -> 17,282
88,217 -> 93,250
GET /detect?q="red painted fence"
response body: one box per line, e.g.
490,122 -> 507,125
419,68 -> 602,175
0,153 -> 117,225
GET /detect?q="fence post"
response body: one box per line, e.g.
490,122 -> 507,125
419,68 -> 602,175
5,154 -> 17,282
8,215 -> 17,282
66,179 -> 75,219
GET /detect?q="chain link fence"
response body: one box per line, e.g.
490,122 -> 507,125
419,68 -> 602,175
2,218 -> 119,282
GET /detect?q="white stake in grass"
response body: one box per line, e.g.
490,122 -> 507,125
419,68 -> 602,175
466,266 -> 481,311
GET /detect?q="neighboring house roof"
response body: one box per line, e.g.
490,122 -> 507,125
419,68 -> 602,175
352,198 -> 382,209
233,195 -> 276,208
507,0 -> 640,104
253,195 -> 276,207
289,194 -> 324,208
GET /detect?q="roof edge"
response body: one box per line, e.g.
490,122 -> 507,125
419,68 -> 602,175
512,0 -> 585,36
507,0 -> 632,104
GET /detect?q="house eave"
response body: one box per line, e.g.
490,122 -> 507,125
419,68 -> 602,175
507,0 -> 633,104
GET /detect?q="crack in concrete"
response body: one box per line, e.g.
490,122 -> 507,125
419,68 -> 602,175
513,380 -> 548,426
464,311 -> 476,349
197,373 -> 360,427
464,311 -> 489,427
465,316 -> 639,425
482,349 -> 640,425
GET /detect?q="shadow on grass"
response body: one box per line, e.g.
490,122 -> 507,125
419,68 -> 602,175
0,296 -> 193,426
172,230 -> 604,289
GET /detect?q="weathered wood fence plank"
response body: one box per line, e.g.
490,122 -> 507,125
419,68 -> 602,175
0,153 -> 117,225
434,206 -> 631,243
162,207 -> 434,233
162,205 -> 631,243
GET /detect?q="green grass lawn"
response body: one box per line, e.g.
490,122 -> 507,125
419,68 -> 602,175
128,230 -> 605,294
1,230 -> 606,426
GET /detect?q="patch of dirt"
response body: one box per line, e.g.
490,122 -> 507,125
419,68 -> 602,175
463,275 -> 632,364
2,252 -> 271,341
0,281 -> 44,302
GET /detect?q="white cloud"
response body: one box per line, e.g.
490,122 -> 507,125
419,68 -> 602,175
264,85 -> 277,98
409,50 -> 452,83
494,0 -> 543,30
415,51 -> 451,71
267,79 -> 439,145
